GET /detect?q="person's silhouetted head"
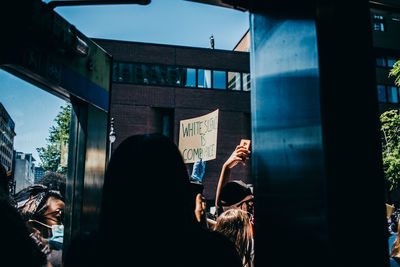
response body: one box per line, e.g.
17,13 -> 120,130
98,134 -> 196,264
220,180 -> 254,214
66,134 -> 243,267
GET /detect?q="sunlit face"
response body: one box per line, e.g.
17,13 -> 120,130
43,196 -> 65,226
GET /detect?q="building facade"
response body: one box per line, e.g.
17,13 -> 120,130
94,39 -> 251,200
371,1 -> 400,113
0,103 -> 15,172
14,152 -> 35,193
34,166 -> 45,184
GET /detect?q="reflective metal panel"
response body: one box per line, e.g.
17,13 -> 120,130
250,11 -> 327,267
80,104 -> 108,232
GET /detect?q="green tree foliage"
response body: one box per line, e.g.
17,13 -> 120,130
389,60 -> 400,86
36,104 -> 71,175
381,109 -> 400,191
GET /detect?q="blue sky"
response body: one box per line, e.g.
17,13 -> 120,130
0,0 -> 249,165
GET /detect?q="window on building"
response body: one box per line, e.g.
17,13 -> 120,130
373,14 -> 385,32
198,69 -> 212,88
213,70 -> 226,89
242,73 -> 251,91
228,72 -> 241,91
147,65 -> 158,85
376,57 -> 387,67
377,84 -> 387,102
112,62 -> 119,82
135,64 -> 147,84
387,57 -> 398,68
182,68 -> 196,87
388,86 -> 399,103
113,62 -> 134,83
167,66 -> 181,86
157,65 -> 168,85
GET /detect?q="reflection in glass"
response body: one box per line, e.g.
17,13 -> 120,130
388,58 -> 398,68
112,63 -> 118,82
198,69 -> 211,88
147,65 -> 157,85
377,85 -> 387,102
167,66 -> 181,86
228,72 -> 241,91
135,64 -> 146,84
182,68 -> 196,87
213,71 -> 226,89
388,86 -> 399,103
119,63 -> 133,83
242,73 -> 250,91
376,57 -> 387,67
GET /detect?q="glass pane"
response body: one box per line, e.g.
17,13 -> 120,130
147,65 -> 158,85
242,73 -> 251,91
158,65 -> 168,85
167,66 -> 181,86
376,57 -> 387,67
388,57 -> 398,68
228,72 -> 241,91
120,63 -> 134,83
377,85 -> 387,102
182,68 -> 196,87
374,22 -> 384,31
134,64 -> 146,84
388,86 -> 398,103
112,63 -> 119,82
198,69 -> 211,88
213,71 -> 226,89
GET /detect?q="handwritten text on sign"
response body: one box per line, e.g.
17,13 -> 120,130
179,109 -> 219,163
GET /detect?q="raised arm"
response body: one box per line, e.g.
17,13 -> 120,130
215,145 -> 250,213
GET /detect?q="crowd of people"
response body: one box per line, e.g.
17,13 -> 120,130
8,133 -> 400,266
0,134 -> 254,266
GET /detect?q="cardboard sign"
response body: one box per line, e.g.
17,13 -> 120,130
179,109 -> 219,163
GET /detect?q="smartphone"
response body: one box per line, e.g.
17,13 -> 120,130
240,139 -> 251,150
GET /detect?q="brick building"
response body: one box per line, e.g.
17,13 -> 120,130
94,38 -> 251,200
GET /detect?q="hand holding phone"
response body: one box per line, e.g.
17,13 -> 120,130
240,139 -> 251,150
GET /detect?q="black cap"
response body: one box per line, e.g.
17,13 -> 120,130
219,180 -> 253,207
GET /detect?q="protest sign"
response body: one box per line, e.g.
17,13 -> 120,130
179,109 -> 219,163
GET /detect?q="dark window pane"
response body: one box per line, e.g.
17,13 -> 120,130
118,63 -> 133,83
147,65 -> 158,85
373,22 -> 385,31
198,69 -> 211,88
388,86 -> 399,103
157,65 -> 168,85
112,63 -> 119,82
213,71 -> 226,89
373,14 -> 385,31
135,64 -> 146,84
168,66 -> 181,86
377,85 -> 387,102
376,57 -> 387,67
228,72 -> 241,90
242,73 -> 251,91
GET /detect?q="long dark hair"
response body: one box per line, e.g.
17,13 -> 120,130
97,134 -> 195,264
214,209 -> 252,266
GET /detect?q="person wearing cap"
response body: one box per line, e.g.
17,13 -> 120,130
215,145 -> 253,217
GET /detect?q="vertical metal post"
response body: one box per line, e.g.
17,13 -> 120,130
249,2 -> 387,266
